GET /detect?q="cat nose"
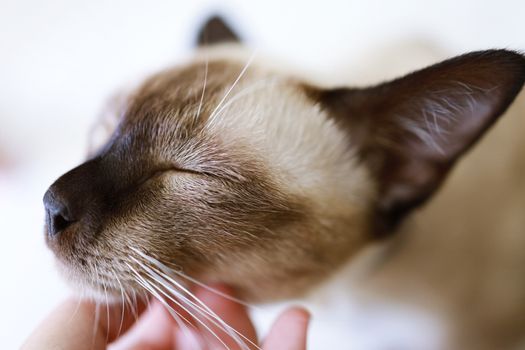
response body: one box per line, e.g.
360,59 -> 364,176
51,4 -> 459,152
43,188 -> 75,236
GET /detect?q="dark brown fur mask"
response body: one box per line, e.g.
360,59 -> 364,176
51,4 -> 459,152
43,16 -> 525,301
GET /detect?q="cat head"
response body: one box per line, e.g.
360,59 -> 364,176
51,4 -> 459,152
43,16 -> 525,301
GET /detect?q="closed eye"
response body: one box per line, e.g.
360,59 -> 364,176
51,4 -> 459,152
136,166 -> 203,187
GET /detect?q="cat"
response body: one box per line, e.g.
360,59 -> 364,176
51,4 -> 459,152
42,16 -> 525,349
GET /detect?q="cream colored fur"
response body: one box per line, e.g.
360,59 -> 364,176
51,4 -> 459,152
178,47 -> 525,348
295,49 -> 525,350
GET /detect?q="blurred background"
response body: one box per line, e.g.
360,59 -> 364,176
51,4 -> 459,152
1,0 -> 524,348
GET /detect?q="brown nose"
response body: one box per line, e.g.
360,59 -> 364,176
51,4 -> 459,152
42,156 -> 134,240
43,188 -> 75,236
42,158 -> 102,238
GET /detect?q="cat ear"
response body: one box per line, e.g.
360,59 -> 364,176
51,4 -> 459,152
196,15 -> 242,47
312,49 -> 525,235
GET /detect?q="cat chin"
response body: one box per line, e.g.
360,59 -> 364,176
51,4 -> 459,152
55,260 -> 133,302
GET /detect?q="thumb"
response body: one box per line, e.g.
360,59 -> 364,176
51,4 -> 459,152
22,297 -> 146,350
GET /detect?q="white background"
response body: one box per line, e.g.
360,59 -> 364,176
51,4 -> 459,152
1,0 -> 524,348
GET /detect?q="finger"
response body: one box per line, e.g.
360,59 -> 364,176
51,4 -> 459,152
193,284 -> 258,349
262,307 -> 310,350
22,296 -> 146,350
109,299 -> 178,350
112,296 -> 213,350
91,296 -> 149,342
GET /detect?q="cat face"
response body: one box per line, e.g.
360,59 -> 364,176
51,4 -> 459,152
43,17 -> 525,302
44,53 -> 374,301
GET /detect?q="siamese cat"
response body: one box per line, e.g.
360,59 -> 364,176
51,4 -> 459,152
43,16 -> 525,349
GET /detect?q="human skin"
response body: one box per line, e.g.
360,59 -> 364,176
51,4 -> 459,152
22,284 -> 310,350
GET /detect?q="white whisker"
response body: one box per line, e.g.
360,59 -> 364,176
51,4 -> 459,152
141,273 -> 235,350
130,290 -> 139,322
128,251 -> 259,350
131,247 -> 256,309
112,270 -> 126,337
67,290 -> 84,324
207,49 -> 258,126
93,301 -> 101,348
102,279 -> 110,344
150,266 -> 256,350
142,261 -> 257,349
125,263 -> 202,345
132,257 -> 240,341
92,264 -> 101,346
207,78 -> 279,129
195,56 -> 209,122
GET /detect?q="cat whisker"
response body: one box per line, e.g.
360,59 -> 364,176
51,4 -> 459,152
148,265 -> 257,350
102,278 -> 111,344
128,251 -> 258,350
144,263 -> 258,349
129,289 -> 139,322
130,261 -> 247,343
195,55 -> 209,122
67,289 -> 84,324
127,253 -> 256,350
112,269 -> 126,337
125,262 -> 202,345
141,272 -> 236,350
92,264 -> 102,346
207,49 -> 258,126
174,269 -> 256,309
208,78 -> 280,128
128,258 -> 236,350
130,247 -> 256,309
93,301 -> 101,349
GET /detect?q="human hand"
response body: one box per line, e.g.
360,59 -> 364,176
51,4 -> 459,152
22,285 -> 310,350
